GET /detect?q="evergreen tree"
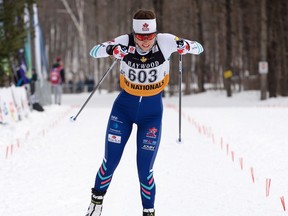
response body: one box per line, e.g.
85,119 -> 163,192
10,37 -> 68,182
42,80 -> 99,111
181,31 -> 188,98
0,0 -> 35,86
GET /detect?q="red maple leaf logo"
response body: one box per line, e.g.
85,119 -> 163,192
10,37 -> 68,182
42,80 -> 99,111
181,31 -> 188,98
142,23 -> 149,31
143,23 -> 149,28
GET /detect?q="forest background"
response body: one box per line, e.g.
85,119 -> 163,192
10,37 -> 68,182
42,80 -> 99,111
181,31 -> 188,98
1,0 -> 287,99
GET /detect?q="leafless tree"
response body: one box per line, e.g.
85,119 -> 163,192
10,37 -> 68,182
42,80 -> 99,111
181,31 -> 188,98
37,0 -> 288,97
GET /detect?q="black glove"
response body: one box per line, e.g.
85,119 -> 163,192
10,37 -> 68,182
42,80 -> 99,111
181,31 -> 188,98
106,44 -> 128,59
176,39 -> 185,48
176,38 -> 189,55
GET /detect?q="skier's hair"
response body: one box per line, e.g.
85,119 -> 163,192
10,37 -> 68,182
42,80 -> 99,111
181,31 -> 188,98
133,9 -> 156,19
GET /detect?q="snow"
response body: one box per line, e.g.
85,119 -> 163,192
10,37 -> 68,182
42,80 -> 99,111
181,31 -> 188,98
1,90 -> 288,216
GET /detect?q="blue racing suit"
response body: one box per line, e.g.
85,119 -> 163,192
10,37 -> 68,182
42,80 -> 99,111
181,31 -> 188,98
95,90 -> 162,208
90,33 -> 203,208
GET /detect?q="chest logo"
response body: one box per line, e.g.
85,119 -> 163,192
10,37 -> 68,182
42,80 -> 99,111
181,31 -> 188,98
140,56 -> 147,63
128,46 -> 136,54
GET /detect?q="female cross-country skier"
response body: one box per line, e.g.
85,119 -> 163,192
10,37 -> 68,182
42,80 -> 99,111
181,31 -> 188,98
85,9 -> 204,216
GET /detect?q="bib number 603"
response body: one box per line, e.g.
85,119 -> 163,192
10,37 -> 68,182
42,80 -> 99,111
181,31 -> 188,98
128,69 -> 157,83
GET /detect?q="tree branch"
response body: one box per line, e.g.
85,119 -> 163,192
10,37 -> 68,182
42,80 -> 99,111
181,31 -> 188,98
59,0 -> 81,32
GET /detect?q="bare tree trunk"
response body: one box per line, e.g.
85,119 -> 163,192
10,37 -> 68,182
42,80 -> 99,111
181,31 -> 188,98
60,0 -> 88,79
195,0 -> 205,93
267,1 -> 278,97
217,1 -> 227,91
279,0 -> 288,96
237,0 -> 244,91
225,0 -> 232,97
211,2 -> 221,90
259,0 -> 268,100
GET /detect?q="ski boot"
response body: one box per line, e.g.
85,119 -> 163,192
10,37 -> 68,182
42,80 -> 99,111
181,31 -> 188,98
85,189 -> 106,216
143,208 -> 155,216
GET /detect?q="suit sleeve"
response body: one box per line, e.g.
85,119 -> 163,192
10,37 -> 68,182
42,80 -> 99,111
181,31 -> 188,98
157,33 -> 204,58
89,34 -> 129,58
185,39 -> 204,55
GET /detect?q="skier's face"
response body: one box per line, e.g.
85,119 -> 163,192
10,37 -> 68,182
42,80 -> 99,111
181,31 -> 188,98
134,33 -> 156,52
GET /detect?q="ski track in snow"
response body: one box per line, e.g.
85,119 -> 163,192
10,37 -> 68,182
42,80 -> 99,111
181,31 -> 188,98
1,91 -> 288,216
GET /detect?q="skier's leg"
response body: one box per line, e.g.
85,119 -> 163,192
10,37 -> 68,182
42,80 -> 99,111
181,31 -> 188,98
55,85 -> 59,105
86,104 -> 133,216
136,118 -> 162,211
51,85 -> 56,104
93,108 -> 133,192
58,84 -> 62,105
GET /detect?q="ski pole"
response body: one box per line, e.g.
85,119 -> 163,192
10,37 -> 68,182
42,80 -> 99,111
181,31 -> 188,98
70,58 -> 118,121
177,54 -> 183,143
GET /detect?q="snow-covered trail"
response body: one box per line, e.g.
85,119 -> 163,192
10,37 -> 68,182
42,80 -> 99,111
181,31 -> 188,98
1,91 -> 288,216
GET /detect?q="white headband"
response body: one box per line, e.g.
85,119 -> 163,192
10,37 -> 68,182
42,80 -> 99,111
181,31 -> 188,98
133,19 -> 157,34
